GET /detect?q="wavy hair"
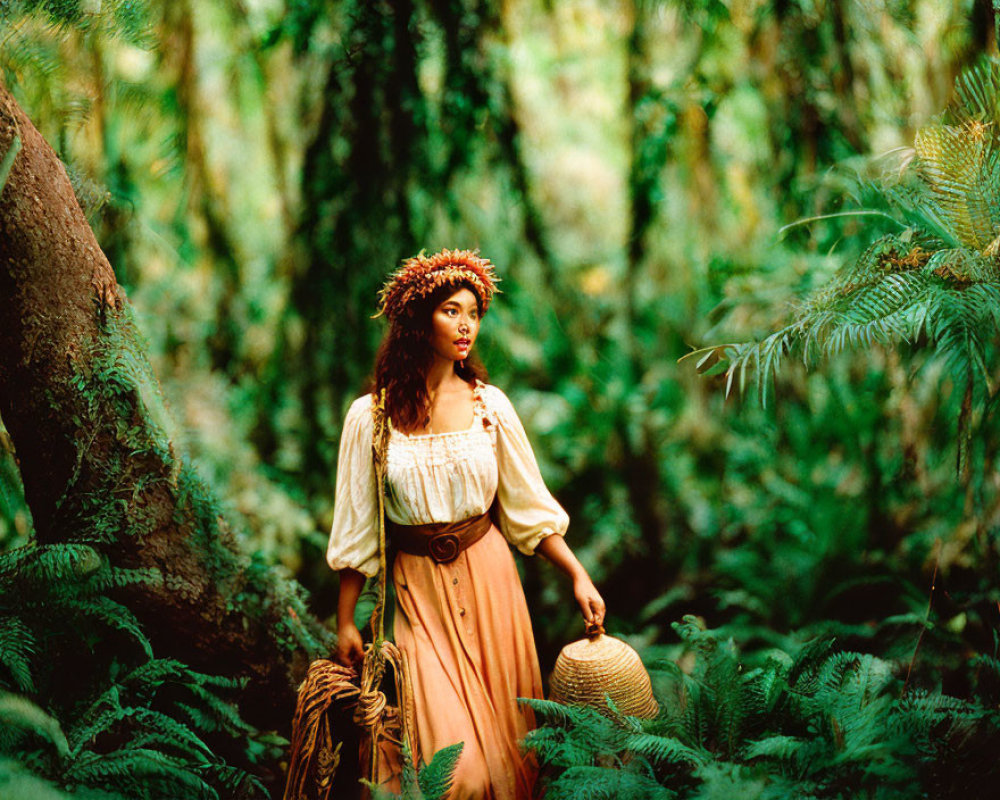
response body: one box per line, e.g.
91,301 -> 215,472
371,280 -> 489,432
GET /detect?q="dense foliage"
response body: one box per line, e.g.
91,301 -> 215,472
703,58 -> 1000,469
0,541 -> 272,799
523,617 -> 1000,799
2,0 -> 999,797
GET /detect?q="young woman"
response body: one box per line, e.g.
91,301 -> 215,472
327,249 -> 605,799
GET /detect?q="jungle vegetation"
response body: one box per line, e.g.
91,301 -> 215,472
1,0 -> 999,797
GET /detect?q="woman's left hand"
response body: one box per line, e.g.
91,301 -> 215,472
535,534 -> 606,626
573,574 -> 606,626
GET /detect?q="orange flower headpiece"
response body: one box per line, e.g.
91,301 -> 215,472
376,248 -> 501,321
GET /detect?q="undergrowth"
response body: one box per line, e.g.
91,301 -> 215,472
523,616 -> 1000,800
0,540 -> 275,799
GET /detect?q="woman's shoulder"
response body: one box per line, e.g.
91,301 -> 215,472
343,393 -> 375,429
347,392 -> 374,411
476,382 -> 517,417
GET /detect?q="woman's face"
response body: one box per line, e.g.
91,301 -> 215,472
429,287 -> 480,363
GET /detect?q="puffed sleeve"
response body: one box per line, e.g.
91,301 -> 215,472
326,394 -> 380,577
487,385 -> 569,555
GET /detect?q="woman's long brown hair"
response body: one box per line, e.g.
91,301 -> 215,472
371,280 -> 489,432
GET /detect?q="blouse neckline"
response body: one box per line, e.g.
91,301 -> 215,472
391,380 -> 488,440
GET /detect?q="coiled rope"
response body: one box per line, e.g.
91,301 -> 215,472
283,391 -> 417,800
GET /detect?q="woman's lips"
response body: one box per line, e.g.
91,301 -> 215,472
455,339 -> 470,347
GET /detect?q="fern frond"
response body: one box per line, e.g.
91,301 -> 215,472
113,707 -> 213,760
743,733 -> 805,762
0,544 -> 102,586
951,58 -> 1000,122
176,685 -> 251,737
67,702 -> 130,757
693,760 -> 814,800
521,697 -> 634,770
53,595 -> 152,656
0,616 -> 36,693
914,121 -> 1000,250
542,764 -> 674,800
520,725 -> 595,768
416,741 -> 463,800
61,748 -> 216,799
114,658 -> 188,694
0,692 -> 69,757
701,57 -> 1000,451
622,732 -> 708,768
0,756 -> 132,800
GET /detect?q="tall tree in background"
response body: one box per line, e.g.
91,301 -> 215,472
252,0 -> 563,502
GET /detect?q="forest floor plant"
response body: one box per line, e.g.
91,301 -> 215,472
522,616 -> 1000,800
363,742 -> 464,800
0,541 -> 279,799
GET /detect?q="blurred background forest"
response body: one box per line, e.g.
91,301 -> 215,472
3,0 -> 1000,797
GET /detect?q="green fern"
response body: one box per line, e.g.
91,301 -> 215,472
60,748 -> 217,800
0,618 -> 36,693
694,57 -> 1000,475
0,541 -> 267,800
366,740 -> 465,800
543,764 -> 675,800
0,692 -> 69,757
524,616 -> 999,798
0,755 -> 127,800
0,0 -> 154,46
416,741 -> 464,800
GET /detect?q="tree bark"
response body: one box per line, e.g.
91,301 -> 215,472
0,80 -> 328,732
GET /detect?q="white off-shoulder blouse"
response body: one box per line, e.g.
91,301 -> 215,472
326,381 -> 569,577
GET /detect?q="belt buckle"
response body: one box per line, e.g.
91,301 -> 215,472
427,532 -> 460,563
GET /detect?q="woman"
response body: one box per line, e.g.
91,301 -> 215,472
327,248 -> 605,799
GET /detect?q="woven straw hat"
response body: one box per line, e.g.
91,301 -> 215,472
549,623 -> 659,719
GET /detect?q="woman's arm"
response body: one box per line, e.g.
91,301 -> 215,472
536,534 -> 606,626
334,568 -> 367,667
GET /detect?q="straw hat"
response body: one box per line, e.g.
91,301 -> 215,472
549,623 -> 659,719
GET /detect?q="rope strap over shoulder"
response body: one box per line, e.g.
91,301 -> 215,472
370,389 -> 392,645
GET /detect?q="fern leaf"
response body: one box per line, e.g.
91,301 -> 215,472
0,616 -> 36,693
116,707 -> 214,761
417,741 -> 463,800
54,596 -> 152,656
743,734 -> 805,762
0,692 -> 69,757
62,748 -> 217,799
0,544 -> 102,585
543,764 -> 674,800
623,732 -> 708,767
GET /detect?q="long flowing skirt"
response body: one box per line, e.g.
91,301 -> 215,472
372,524 -> 543,799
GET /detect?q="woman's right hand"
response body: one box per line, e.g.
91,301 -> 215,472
335,622 -> 365,668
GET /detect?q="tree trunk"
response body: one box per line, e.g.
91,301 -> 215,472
0,80 -> 329,731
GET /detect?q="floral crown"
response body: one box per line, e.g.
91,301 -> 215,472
375,248 -> 501,321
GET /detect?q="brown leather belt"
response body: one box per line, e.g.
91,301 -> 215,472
389,511 -> 492,564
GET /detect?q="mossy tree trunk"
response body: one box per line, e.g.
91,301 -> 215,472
0,80 -> 328,730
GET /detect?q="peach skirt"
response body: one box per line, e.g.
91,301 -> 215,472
371,524 -> 542,799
